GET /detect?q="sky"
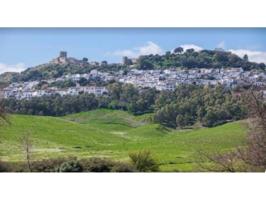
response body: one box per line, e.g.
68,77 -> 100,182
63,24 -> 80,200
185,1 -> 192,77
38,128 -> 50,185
0,28 -> 266,74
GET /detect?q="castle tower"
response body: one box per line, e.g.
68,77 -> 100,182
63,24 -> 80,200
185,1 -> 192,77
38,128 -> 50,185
82,57 -> 88,63
59,51 -> 67,58
122,56 -> 133,65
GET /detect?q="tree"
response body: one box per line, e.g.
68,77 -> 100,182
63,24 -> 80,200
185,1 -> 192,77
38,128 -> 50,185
186,48 -> 195,54
174,47 -> 184,54
21,133 -> 33,172
240,89 -> 266,169
0,93 -> 9,173
154,103 -> 179,128
243,54 -> 249,62
176,113 -> 194,128
0,88 -> 8,124
0,103 -> 7,125
165,51 -> 171,58
78,77 -> 88,86
137,57 -> 154,70
197,88 -> 266,172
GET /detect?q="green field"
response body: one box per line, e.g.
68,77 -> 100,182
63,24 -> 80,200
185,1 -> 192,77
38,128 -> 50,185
0,109 -> 248,171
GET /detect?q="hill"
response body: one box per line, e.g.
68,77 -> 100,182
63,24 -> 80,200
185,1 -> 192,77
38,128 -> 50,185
0,109 -> 247,171
1,48 -> 265,83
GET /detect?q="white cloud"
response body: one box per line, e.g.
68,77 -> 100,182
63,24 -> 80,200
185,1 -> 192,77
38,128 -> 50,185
229,49 -> 266,64
138,41 -> 163,55
108,41 -> 163,58
111,49 -> 138,58
217,41 -> 225,49
0,63 -> 26,74
180,44 -> 203,52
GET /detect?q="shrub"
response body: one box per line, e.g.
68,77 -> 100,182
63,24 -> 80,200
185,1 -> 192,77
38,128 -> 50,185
59,160 -> 83,172
0,160 -> 10,172
111,162 -> 136,172
81,157 -> 114,172
31,158 -> 69,172
129,150 -> 159,172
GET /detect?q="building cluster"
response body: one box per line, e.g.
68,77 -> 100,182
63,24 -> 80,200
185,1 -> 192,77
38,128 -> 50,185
3,81 -> 107,100
118,68 -> 266,91
2,67 -> 266,100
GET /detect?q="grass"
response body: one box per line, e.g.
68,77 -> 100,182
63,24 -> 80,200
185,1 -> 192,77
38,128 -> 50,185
0,109 -> 248,172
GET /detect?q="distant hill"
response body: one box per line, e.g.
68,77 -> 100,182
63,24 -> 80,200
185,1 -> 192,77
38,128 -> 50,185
1,48 -> 265,83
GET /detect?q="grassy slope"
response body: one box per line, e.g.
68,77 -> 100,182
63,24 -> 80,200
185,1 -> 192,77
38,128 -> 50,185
0,109 -> 247,172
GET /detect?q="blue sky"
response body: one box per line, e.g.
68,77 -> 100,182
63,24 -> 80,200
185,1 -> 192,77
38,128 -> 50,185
0,28 -> 266,73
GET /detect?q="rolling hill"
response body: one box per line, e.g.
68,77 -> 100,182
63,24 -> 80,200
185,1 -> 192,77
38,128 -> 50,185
0,109 -> 248,171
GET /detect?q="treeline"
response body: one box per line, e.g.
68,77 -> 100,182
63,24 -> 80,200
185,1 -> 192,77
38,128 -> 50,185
154,85 -> 247,128
35,77 -> 111,90
136,48 -> 266,71
3,82 -> 156,116
2,83 -> 247,127
3,93 -> 99,116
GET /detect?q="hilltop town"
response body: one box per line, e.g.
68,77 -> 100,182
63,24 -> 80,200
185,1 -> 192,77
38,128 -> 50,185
1,51 -> 266,100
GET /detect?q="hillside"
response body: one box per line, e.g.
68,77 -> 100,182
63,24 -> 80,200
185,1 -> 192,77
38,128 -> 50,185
1,62 -> 125,83
136,49 -> 265,70
0,109 -> 247,171
1,48 -> 265,83
0,72 -> 19,83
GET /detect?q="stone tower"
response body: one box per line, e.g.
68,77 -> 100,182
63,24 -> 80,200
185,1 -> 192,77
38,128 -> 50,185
60,51 -> 67,58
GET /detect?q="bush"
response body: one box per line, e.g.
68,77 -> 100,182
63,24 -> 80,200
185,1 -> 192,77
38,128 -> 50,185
30,158 -> 69,172
81,157 -> 114,172
129,150 -> 159,172
0,160 -> 10,172
111,162 -> 136,172
1,158 -> 137,172
59,160 -> 83,172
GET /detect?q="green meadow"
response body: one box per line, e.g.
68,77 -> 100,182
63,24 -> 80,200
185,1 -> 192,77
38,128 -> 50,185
0,109 -> 247,172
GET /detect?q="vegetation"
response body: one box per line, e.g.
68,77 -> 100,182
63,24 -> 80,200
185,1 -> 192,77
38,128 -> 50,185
2,84 -> 247,128
136,48 -> 266,70
21,133 -> 33,172
49,80 -> 76,88
80,157 -> 114,172
154,85 -> 247,128
0,104 -> 7,125
0,83 -> 8,125
0,157 -> 137,172
59,159 -> 83,172
196,88 -> 266,172
111,162 -> 136,172
0,72 -> 19,83
129,150 -> 159,172
239,89 -> 266,170
0,109 -> 247,172
3,63 -> 127,83
3,93 -> 99,116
